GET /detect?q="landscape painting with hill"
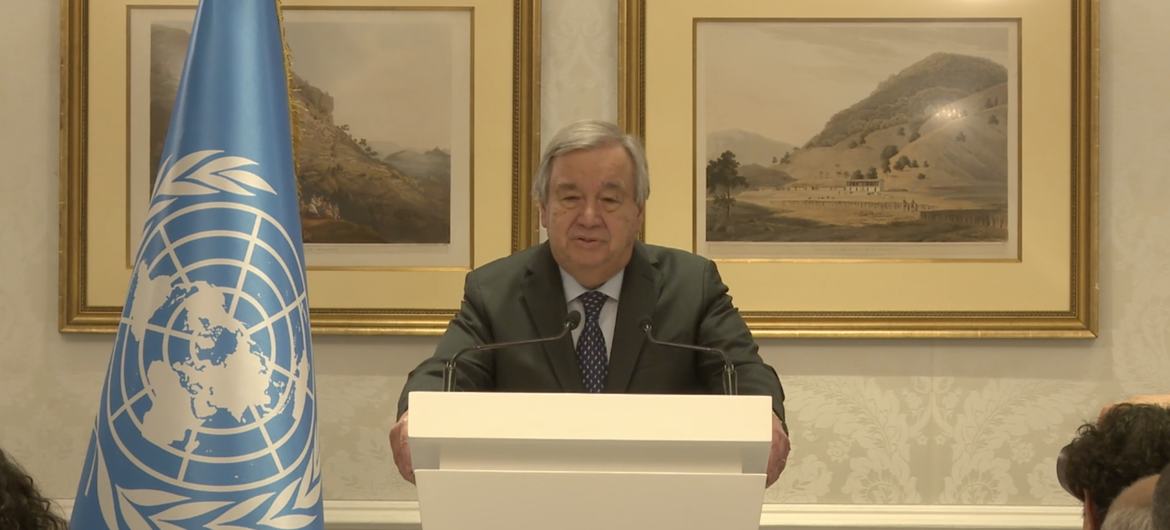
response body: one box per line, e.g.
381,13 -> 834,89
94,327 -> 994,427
138,9 -> 471,268
696,20 -> 1019,260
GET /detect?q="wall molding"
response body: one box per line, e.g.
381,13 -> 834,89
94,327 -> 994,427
54,499 -> 1081,529
759,504 -> 1080,529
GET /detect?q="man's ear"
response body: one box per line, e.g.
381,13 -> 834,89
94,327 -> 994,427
538,202 -> 549,229
1083,492 -> 1099,530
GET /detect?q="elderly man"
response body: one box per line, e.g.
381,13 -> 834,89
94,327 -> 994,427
1060,404 -> 1170,530
390,120 -> 789,486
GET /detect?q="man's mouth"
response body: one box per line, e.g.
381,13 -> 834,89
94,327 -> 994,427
574,236 -> 604,245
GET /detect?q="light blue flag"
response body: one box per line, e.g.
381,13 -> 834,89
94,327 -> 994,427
71,1 -> 323,528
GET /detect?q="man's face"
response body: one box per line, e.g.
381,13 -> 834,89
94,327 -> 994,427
540,142 -> 643,289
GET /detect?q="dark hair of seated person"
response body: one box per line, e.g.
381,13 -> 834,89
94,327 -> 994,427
0,449 -> 67,530
1063,403 -> 1170,530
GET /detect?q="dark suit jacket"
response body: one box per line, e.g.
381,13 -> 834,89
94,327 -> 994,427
397,242 -> 786,421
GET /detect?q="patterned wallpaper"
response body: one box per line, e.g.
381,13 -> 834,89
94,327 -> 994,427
539,0 -> 619,139
772,374 -> 1097,504
1,0 -> 1168,511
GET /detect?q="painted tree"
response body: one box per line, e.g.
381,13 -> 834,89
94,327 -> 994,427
880,145 -> 899,172
706,150 -> 747,227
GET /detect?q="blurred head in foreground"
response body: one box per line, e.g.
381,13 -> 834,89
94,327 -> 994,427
0,449 -> 67,530
1058,404 -> 1170,530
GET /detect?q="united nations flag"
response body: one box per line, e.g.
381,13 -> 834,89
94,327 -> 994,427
70,1 -> 324,528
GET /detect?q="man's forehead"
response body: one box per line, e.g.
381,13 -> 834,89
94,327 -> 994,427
552,143 -> 632,169
553,179 -> 628,190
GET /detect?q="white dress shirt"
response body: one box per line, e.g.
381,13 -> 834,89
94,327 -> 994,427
559,268 -> 624,361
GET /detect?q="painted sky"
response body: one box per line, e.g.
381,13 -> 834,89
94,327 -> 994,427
153,10 -> 468,152
698,21 -> 1014,147
284,10 -> 468,152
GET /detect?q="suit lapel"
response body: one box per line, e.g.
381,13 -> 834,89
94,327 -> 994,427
606,243 -> 656,392
520,244 -> 585,392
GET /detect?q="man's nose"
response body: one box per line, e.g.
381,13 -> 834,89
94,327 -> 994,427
577,199 -> 603,225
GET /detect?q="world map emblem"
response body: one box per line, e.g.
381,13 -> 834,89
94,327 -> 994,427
84,150 -> 321,528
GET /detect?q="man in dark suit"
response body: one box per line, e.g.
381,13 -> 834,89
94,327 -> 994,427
390,120 -> 789,486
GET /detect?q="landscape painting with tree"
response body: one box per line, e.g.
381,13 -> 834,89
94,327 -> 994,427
696,20 -> 1019,260
138,8 -> 472,267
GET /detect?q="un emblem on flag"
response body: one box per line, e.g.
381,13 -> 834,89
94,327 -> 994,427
110,197 -> 315,491
87,151 -> 321,528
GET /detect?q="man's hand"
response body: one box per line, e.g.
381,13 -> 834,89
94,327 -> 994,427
389,411 -> 415,484
766,413 -> 790,487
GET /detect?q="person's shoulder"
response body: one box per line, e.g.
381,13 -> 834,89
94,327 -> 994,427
467,243 -> 547,284
639,243 -> 712,275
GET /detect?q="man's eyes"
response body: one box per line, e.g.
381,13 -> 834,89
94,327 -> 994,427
556,193 -> 624,208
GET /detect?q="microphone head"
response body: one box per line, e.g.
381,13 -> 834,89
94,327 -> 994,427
639,318 -> 653,333
565,310 -> 582,330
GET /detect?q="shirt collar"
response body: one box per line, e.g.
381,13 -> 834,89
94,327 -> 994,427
559,268 -> 624,304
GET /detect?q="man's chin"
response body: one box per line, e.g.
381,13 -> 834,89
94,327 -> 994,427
560,254 -> 616,281
563,253 -> 608,270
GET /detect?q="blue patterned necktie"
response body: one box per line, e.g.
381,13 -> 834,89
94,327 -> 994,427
576,290 -> 609,392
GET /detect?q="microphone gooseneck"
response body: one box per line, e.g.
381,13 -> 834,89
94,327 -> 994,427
639,319 -> 738,396
442,310 -> 582,392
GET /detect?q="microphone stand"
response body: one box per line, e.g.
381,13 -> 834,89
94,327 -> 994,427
640,321 -> 738,396
442,311 -> 582,392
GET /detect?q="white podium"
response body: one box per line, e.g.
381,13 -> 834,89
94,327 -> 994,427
409,391 -> 771,530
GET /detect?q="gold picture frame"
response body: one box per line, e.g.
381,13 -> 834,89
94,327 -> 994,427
623,0 -> 1098,338
59,0 -> 541,335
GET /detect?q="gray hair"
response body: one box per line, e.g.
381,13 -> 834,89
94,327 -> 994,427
1155,464 -> 1170,530
532,120 -> 650,208
1104,506 -> 1154,530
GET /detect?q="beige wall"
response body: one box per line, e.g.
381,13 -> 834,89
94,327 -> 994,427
0,0 -> 1167,517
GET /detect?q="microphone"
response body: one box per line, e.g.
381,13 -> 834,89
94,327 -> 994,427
442,311 -> 582,391
639,319 -> 738,396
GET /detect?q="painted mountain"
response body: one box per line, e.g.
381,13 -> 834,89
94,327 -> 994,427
150,25 -> 450,245
706,52 -> 1011,244
707,128 -> 796,167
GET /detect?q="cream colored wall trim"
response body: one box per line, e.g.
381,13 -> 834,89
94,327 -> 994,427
323,500 -> 420,529
54,499 -> 1081,529
760,504 -> 1081,529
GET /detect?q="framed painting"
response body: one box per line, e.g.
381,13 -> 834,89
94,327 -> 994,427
626,0 -> 1098,338
60,0 -> 541,335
